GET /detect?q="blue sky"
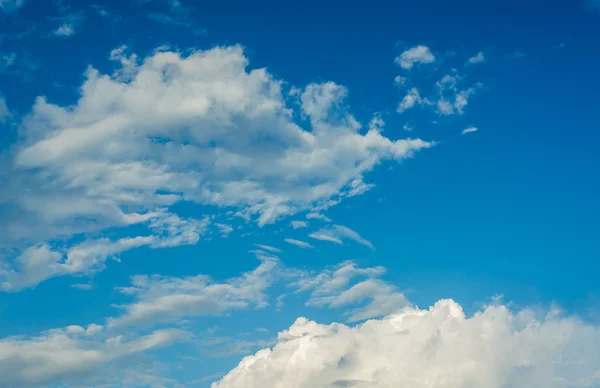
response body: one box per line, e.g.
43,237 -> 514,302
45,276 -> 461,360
1,0 -> 600,387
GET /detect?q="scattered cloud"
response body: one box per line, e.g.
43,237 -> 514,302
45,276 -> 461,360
290,220 -> 308,229
462,126 -> 478,135
467,51 -> 485,65
306,213 -> 332,223
309,225 -> 374,249
284,238 -> 314,249
254,244 -> 282,253
52,12 -> 84,38
397,87 -> 427,113
108,253 -> 279,327
0,211 -> 209,291
2,45 -> 432,284
308,232 -> 343,245
215,223 -> 234,237
393,75 -> 408,86
214,299 -> 600,388
290,261 -> 403,322
395,45 -> 435,69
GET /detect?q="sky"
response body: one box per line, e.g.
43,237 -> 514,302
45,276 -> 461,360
0,0 -> 600,387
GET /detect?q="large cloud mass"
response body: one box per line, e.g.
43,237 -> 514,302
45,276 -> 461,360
0,45 -> 431,290
7,45 -> 431,242
214,299 -> 600,388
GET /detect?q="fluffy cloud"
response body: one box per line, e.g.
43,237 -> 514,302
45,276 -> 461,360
395,45 -> 436,69
2,45 -> 432,285
0,325 -> 184,387
397,87 -> 427,113
214,299 -> 600,388
308,225 -> 374,249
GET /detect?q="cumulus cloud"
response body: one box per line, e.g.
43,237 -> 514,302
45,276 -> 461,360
309,225 -> 374,249
214,299 -> 600,388
395,45 -> 436,69
284,238 -> 314,249
467,51 -> 485,65
462,126 -> 478,135
2,45 -> 432,287
0,325 -> 184,387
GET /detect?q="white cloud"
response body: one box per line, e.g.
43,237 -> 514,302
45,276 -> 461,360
215,223 -> 234,237
52,12 -> 84,37
309,225 -> 374,249
108,254 -> 280,327
54,23 -> 75,36
308,232 -> 343,245
290,261 -> 404,322
290,220 -> 308,229
395,45 -> 435,70
462,126 -> 478,135
214,299 -> 600,388
467,51 -> 485,65
4,45 -> 432,273
306,213 -> 332,223
434,75 -> 481,116
393,75 -> 407,86
0,325 -> 184,387
254,244 -> 282,253
284,238 -> 314,249
397,87 -> 426,113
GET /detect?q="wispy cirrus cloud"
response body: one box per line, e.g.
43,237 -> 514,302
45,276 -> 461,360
284,238 -> 314,249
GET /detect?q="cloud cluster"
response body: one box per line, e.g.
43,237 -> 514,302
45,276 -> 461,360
291,261 -> 407,322
1,45 -> 432,289
214,299 -> 600,388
